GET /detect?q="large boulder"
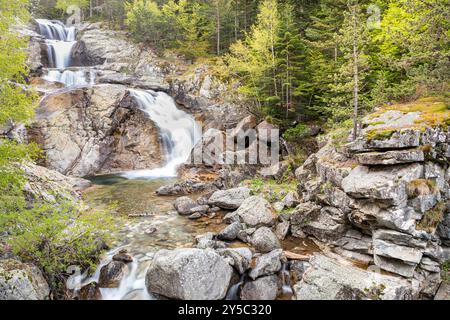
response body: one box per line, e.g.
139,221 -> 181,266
355,149 -> 425,166
216,248 -> 253,274
0,260 -> 50,300
146,248 -> 233,300
293,255 -> 414,300
249,249 -> 283,280
29,85 -> 163,177
341,164 -> 424,206
250,227 -> 281,253
235,196 -> 276,227
208,187 -> 251,210
240,275 -> 279,300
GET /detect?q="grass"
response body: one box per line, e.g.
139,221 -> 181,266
242,178 -> 297,203
417,201 -> 446,233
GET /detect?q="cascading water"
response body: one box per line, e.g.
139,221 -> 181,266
122,89 -> 202,179
36,19 -> 95,87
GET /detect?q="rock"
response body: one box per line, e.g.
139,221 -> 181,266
437,213 -> 450,245
290,202 -> 321,225
273,202 -> 285,213
275,221 -> 290,240
79,282 -> 102,300
282,192 -> 300,208
216,248 -> 253,274
250,227 -> 281,253
145,248 -> 233,300
303,206 -> 348,241
20,162 -> 82,205
240,275 -> 279,300
293,255 -> 413,300
230,115 -> 257,140
189,205 -> 210,215
112,250 -> 133,263
98,261 -> 129,288
355,149 -> 425,165
223,211 -> 240,224
196,233 -> 227,250
257,121 -> 278,143
0,259 -> 50,300
208,187 -> 251,210
289,261 -> 311,283
235,196 -> 276,227
249,249 -> 283,280
191,128 -> 225,166
342,164 -> 424,206
173,196 -> 197,215
372,229 -> 424,278
217,222 -> 243,241
434,282 -> 450,300
188,212 -> 203,220
30,85 -> 163,177
236,228 -> 256,243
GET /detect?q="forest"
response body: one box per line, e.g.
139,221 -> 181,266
31,0 -> 449,132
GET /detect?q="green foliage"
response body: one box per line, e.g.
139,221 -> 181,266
1,201 -> 115,293
55,0 -> 89,12
125,0 -> 165,43
283,123 -> 310,141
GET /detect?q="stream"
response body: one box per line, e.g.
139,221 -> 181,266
35,19 -> 318,301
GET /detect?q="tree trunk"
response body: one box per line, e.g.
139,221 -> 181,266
352,5 -> 359,141
216,2 -> 221,55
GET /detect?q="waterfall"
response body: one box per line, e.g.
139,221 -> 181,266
36,19 -> 76,69
122,90 -> 202,179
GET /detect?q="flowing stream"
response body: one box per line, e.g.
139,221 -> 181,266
34,19 -> 316,300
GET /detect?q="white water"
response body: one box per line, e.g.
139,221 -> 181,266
43,68 -> 96,87
122,90 -> 202,179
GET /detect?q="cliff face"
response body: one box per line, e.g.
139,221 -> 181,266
292,98 -> 450,298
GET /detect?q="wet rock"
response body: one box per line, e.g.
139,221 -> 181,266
189,205 -> 210,215
98,261 -> 129,288
112,250 -> 133,263
250,227 -> 281,253
188,212 -> 202,219
249,249 -> 283,280
216,248 -> 253,274
208,187 -> 251,210
30,85 -> 163,177
217,222 -> 243,241
0,259 -> 50,300
235,196 -> 276,227
293,255 -> 413,300
173,196 -> 197,215
240,275 -> 279,300
146,248 -> 233,300
275,221 -> 290,240
79,282 -> 102,300
289,261 -> 311,283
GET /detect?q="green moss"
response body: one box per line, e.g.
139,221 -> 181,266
443,260 -> 450,283
365,128 -> 396,142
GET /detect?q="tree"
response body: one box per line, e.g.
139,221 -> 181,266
125,0 -> 164,43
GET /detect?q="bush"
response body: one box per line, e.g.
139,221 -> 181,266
283,123 -> 310,141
